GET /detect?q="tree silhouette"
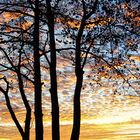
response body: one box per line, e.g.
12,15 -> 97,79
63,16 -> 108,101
0,0 -> 60,139
0,0 -> 139,140
46,1 -> 60,139
0,1 -> 35,139
0,25 -> 32,140
59,0 -> 140,139
32,0 -> 44,139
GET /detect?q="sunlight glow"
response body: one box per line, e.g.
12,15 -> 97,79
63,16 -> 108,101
0,139 -> 11,140
84,110 -> 140,125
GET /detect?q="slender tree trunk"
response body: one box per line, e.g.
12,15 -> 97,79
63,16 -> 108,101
17,72 -> 31,140
4,92 -> 25,138
71,1 -> 98,139
34,0 -> 43,139
70,52 -> 84,140
24,111 -> 31,140
71,72 -> 83,140
1,83 -> 24,139
1,76 -> 30,140
46,1 -> 60,140
71,18 -> 85,140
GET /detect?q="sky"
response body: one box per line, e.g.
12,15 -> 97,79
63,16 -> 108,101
0,1 -> 140,139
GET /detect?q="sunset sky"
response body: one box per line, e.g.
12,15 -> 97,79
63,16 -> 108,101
0,1 -> 140,140
0,55 -> 140,139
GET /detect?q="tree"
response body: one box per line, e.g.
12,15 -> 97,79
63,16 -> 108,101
0,24 -> 32,140
0,0 -> 139,140
0,0 -> 61,139
46,1 -> 60,139
32,0 -> 44,139
0,0 -> 43,139
59,0 -> 140,139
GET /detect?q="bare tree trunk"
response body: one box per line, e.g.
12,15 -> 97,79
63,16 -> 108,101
71,73 -> 83,140
34,0 -> 43,139
71,18 -> 85,140
0,81 -> 24,138
0,73 -> 31,140
17,72 -> 31,140
46,1 -> 60,140
5,93 -> 25,138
